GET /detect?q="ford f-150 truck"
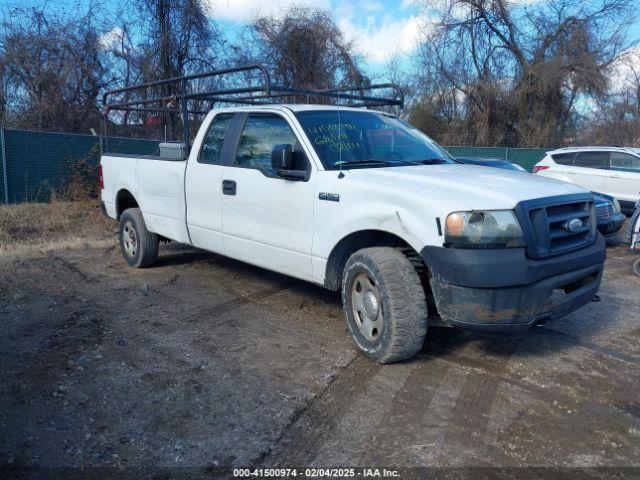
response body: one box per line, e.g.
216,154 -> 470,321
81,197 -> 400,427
100,103 -> 606,363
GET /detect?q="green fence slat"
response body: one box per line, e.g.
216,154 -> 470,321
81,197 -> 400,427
447,146 -> 509,159
1,129 -> 6,204
446,146 -> 548,172
3,129 -> 158,203
505,148 -> 548,172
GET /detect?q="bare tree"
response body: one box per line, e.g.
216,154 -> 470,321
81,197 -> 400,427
0,8 -> 113,132
250,6 -> 367,96
132,0 -> 218,82
412,0 -> 637,147
582,48 -> 640,145
102,0 -> 223,140
0,0 -> 223,136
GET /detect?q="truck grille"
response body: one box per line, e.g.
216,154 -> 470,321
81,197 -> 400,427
595,202 -> 613,221
515,195 -> 597,259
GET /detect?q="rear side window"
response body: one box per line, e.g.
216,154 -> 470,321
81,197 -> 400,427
574,151 -> 607,169
198,113 -> 234,164
234,114 -> 298,175
551,152 -> 575,165
610,152 -> 640,172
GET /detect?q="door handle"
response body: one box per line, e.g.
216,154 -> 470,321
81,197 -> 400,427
222,179 -> 236,196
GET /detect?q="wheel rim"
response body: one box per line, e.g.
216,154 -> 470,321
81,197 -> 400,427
351,272 -> 383,341
123,221 -> 138,258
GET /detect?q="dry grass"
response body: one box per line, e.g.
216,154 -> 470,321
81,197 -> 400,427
0,197 -> 115,256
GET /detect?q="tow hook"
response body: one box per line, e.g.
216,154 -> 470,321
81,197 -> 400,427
591,294 -> 601,303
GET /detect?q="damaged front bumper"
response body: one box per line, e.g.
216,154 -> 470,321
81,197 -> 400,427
421,234 -> 606,333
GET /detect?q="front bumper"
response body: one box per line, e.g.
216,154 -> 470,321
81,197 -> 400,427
421,234 -> 606,333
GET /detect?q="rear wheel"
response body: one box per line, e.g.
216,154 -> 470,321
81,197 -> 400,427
119,208 -> 159,268
341,247 -> 428,363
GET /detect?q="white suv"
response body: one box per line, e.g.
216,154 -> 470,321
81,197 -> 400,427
534,147 -> 640,212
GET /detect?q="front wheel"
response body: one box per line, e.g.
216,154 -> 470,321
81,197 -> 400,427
119,208 -> 159,268
341,247 -> 428,363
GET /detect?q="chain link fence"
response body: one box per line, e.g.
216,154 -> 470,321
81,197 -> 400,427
0,129 -> 159,204
444,146 -> 548,172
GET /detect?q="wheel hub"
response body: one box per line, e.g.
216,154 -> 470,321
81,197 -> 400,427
123,221 -> 137,257
363,291 -> 379,318
351,272 -> 383,341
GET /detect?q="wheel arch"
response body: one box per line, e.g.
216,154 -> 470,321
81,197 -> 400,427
115,189 -> 139,220
323,229 -> 425,291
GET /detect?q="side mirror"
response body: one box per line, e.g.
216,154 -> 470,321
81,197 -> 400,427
271,144 -> 294,171
271,144 -> 307,180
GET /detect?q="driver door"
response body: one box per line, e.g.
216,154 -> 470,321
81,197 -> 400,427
221,112 -> 316,281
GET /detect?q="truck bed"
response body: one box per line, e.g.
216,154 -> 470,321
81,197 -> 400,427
101,154 -> 191,244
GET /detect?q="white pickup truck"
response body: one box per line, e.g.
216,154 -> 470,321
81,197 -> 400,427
100,105 -> 606,363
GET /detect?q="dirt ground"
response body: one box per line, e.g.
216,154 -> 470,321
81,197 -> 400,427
1,204 -> 639,479
0,199 -> 113,255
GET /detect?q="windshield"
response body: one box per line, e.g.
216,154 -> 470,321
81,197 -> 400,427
295,110 -> 455,170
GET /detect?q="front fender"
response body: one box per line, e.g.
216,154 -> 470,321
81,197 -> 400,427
315,206 -> 427,260
311,200 -> 443,285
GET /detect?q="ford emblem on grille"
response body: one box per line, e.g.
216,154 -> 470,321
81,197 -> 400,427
564,218 -> 583,233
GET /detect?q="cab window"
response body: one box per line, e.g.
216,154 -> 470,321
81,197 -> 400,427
610,152 -> 640,172
198,113 -> 234,164
573,151 -> 607,169
234,114 -> 298,175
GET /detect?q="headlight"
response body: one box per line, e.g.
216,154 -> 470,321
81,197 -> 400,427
445,210 -> 526,248
612,198 -> 621,215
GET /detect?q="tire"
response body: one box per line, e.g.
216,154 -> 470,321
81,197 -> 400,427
341,247 -> 428,363
119,208 -> 159,268
633,258 -> 640,277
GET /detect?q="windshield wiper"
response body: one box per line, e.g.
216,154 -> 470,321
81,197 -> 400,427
334,158 -> 452,169
416,158 -> 452,165
334,160 -> 392,168
388,158 -> 452,167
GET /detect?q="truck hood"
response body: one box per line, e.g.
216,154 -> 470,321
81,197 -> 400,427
347,164 -> 588,210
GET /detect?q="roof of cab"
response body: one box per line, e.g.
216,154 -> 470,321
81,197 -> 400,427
211,104 -> 387,114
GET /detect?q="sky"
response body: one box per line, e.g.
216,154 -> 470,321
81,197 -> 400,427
207,0 -> 428,68
3,0 -> 640,85
2,0 -> 430,76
